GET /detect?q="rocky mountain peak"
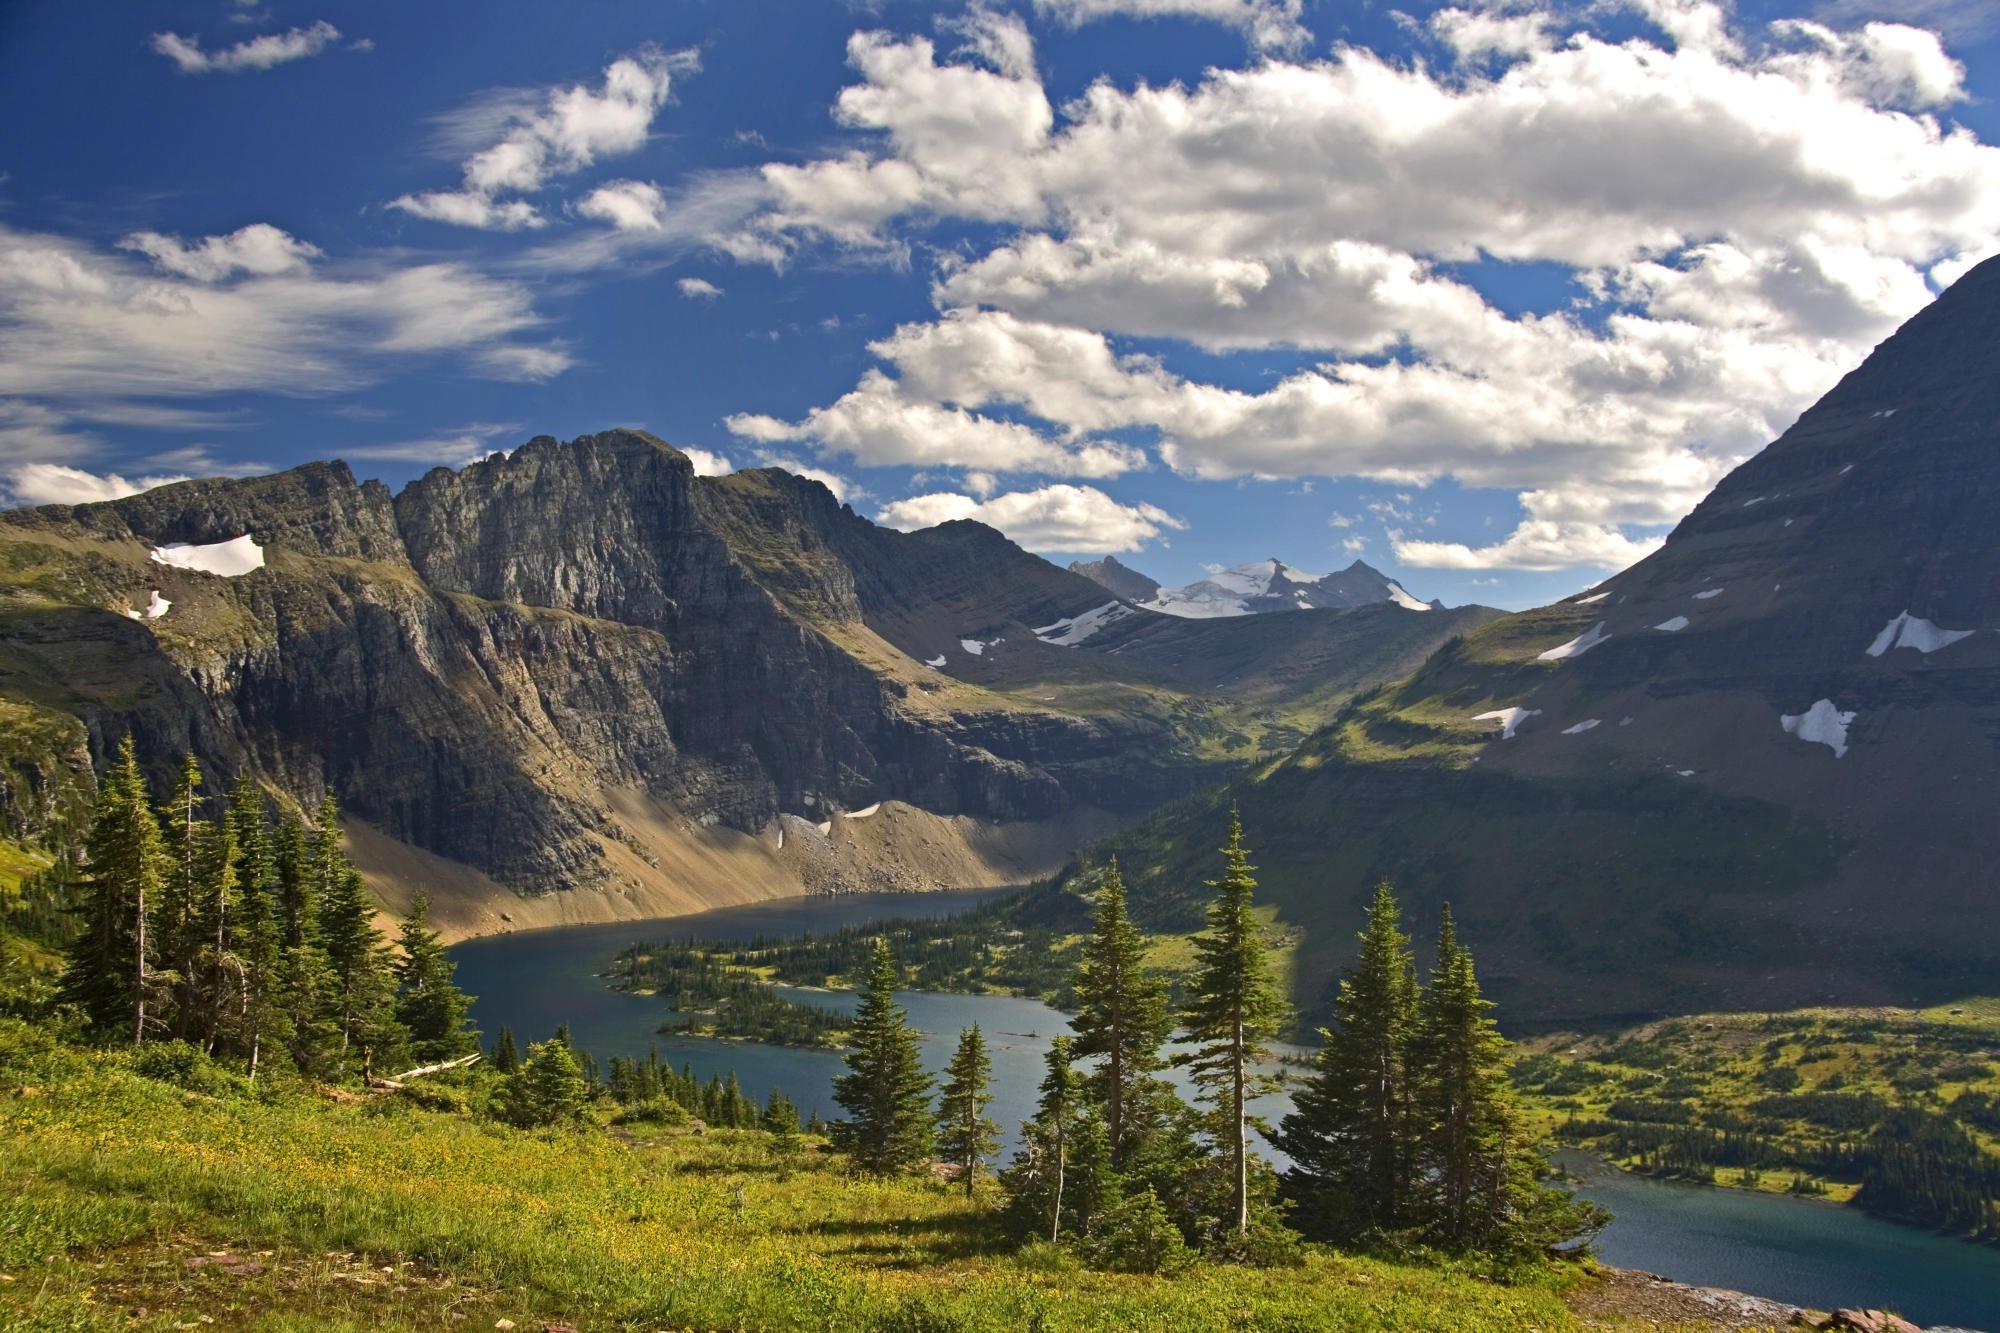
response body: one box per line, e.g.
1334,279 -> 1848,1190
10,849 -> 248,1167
1067,555 -> 1163,603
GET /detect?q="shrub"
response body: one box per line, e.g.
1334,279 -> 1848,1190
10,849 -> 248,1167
129,1041 -> 245,1097
394,1080 -> 468,1114
495,1039 -> 589,1128
610,1097 -> 689,1128
1085,1187 -> 1196,1275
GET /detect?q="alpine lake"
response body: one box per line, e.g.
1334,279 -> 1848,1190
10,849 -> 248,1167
451,888 -> 2000,1332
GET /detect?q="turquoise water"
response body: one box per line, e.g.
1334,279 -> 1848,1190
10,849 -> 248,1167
452,891 -> 2000,1330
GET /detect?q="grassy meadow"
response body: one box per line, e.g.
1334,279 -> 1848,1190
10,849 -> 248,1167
0,1018 -> 1638,1333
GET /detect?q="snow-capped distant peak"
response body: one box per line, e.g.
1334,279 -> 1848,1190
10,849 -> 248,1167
1141,557 -> 1433,619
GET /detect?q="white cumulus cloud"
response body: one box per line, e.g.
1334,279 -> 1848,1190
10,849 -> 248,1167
876,484 -> 1184,553
120,224 -> 322,282
6,463 -> 188,508
676,277 -> 722,299
715,5 -> 2000,569
681,446 -> 734,475
578,180 -> 669,232
391,52 -> 692,231
151,21 -> 343,74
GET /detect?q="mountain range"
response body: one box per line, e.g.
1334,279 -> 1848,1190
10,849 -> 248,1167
0,437 -> 1487,938
1071,555 -> 1438,618
4,257 -> 1996,1031
1082,253 -> 2000,1028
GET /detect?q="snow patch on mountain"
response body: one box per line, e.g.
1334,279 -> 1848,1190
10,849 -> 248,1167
1781,699 -> 1856,758
1034,601 -> 1135,646
1866,611 -> 1975,657
1537,621 -> 1610,661
149,534 -> 264,577
1473,707 -> 1540,739
1386,582 -> 1430,611
960,638 -> 986,656
1574,590 -> 1612,605
1694,588 -> 1724,600
1654,616 -> 1690,632
1561,719 -> 1601,734
923,654 -> 946,668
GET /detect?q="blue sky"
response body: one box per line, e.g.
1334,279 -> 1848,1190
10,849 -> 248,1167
2,0 -> 1997,610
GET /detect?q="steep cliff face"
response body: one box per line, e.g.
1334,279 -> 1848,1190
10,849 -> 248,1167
0,431 -> 1474,917
1095,255 -> 2000,1028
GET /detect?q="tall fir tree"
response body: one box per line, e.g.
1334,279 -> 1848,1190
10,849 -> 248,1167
1408,904 -> 1605,1254
273,812 -> 313,952
270,801 -> 345,1075
393,889 -> 478,1061
1070,859 -> 1172,1163
936,1024 -> 1001,1197
1277,881 -> 1421,1242
1002,1034 -> 1084,1241
157,755 -> 209,1040
311,797 -> 399,1066
1411,904 -> 1510,1246
830,938 -> 934,1174
1179,810 -> 1289,1236
62,737 -> 168,1044
224,774 -> 287,1078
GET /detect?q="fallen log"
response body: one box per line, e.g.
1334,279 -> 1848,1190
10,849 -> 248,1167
366,1052 -> 482,1090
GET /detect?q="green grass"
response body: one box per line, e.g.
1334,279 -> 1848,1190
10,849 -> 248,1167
0,1021 -> 1633,1332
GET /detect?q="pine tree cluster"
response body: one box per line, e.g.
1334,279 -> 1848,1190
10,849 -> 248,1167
828,810 -> 1600,1268
57,738 -> 478,1082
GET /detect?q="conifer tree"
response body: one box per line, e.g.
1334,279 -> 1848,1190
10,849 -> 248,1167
937,1024 -> 1000,1197
762,1088 -> 802,1137
499,1037 -> 588,1127
493,1025 -> 520,1073
158,755 -> 210,1040
1408,905 -> 1605,1254
190,786 -> 237,1055
273,813 -> 312,950
224,774 -> 286,1079
830,938 -> 934,1173
1277,881 -> 1420,1241
1411,904 -> 1514,1246
393,889 -> 478,1061
311,798 -> 399,1065
1180,810 -> 1289,1236
1071,859 -> 1171,1161
281,936 -> 343,1078
62,738 -> 168,1044
1003,1035 -> 1083,1241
